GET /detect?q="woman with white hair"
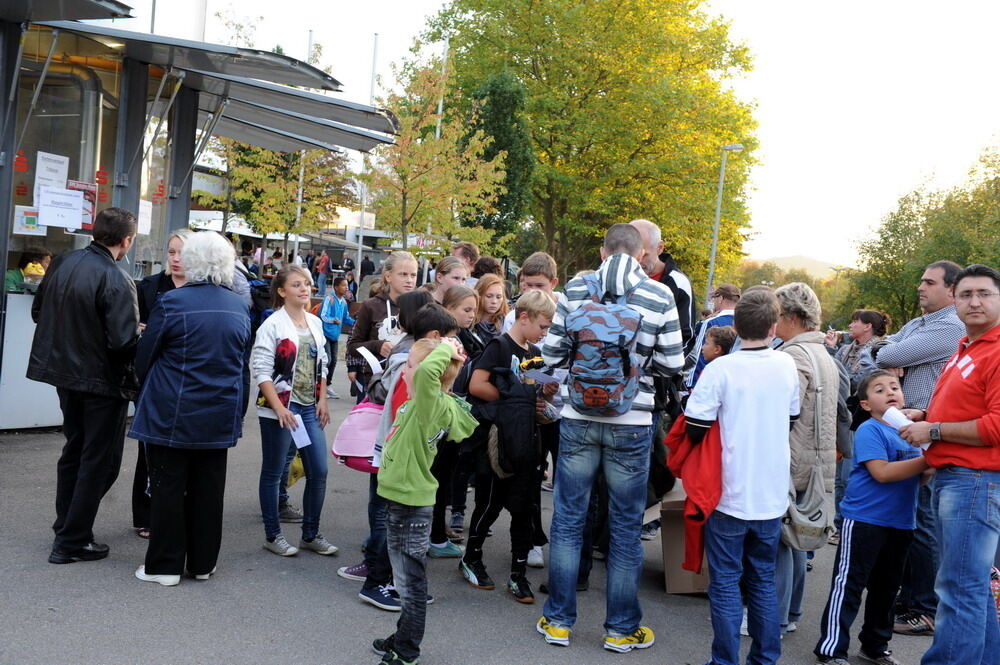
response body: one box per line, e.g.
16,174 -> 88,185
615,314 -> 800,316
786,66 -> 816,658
774,282 -> 839,633
128,231 -> 252,586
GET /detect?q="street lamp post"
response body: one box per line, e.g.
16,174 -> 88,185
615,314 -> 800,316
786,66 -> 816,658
704,143 -> 743,310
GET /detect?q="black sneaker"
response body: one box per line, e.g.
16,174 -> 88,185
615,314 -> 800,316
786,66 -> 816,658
507,573 -> 535,604
459,558 -> 495,590
372,637 -> 394,656
378,650 -> 417,665
893,611 -> 934,636
48,541 -> 110,564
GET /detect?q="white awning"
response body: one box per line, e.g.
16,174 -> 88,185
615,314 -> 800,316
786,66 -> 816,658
188,211 -> 310,243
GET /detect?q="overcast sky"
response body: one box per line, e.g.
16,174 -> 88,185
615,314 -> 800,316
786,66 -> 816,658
119,0 -> 1000,267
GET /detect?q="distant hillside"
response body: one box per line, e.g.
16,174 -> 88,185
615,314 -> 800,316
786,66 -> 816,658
761,255 -> 849,280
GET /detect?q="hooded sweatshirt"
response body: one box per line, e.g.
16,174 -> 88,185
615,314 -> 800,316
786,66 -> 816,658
377,344 -> 478,506
541,253 -> 685,426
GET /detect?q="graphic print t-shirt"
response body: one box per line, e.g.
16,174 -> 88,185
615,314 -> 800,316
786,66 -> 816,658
473,333 -> 539,385
291,330 -> 317,405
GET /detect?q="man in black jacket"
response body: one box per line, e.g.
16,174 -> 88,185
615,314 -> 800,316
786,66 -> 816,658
28,207 -> 140,564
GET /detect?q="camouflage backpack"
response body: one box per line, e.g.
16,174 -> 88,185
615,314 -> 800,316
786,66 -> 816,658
564,273 -> 644,417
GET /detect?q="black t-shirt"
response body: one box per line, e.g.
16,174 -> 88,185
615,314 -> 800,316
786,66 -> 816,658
473,333 -> 540,384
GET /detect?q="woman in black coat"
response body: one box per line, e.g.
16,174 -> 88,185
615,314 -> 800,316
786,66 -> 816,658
129,231 -> 251,586
131,228 -> 191,539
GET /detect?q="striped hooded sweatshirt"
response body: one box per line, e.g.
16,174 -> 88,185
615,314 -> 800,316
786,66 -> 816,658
542,253 -> 685,426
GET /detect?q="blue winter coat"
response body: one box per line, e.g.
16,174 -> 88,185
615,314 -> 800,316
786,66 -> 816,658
128,281 -> 251,448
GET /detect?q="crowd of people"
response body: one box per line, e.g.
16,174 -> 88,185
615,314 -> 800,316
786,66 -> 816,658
23,207 -> 999,665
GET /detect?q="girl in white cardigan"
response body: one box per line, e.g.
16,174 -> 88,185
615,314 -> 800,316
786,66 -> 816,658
252,265 -> 336,557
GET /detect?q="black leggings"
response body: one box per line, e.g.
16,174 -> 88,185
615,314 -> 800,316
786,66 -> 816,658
430,441 -> 460,544
463,449 -> 534,575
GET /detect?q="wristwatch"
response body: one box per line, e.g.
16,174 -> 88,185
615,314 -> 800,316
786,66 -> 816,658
929,423 -> 942,442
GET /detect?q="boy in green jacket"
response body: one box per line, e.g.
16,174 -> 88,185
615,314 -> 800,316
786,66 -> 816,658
373,336 -> 477,665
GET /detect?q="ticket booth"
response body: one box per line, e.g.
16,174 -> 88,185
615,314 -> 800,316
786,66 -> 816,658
0,10 -> 397,428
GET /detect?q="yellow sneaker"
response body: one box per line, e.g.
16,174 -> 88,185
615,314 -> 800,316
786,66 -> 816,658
603,626 -> 655,652
536,617 -> 570,647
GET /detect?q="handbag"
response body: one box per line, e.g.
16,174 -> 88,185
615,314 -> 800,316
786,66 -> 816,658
330,398 -> 383,474
780,342 -> 834,551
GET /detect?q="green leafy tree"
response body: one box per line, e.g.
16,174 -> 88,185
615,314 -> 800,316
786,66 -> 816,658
429,0 -> 756,281
461,71 -> 535,236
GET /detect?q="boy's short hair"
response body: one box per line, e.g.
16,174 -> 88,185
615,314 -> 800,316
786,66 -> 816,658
409,338 -> 463,391
856,369 -> 896,402
734,289 -> 779,340
706,325 -> 737,355
515,289 -> 556,320
408,303 -> 459,341
332,276 -> 347,288
518,251 -> 557,281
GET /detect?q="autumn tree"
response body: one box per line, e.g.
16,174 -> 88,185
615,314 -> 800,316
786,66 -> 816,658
365,59 -> 507,252
429,0 -> 756,281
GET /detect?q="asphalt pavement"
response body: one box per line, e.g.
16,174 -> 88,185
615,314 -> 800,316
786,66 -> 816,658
0,369 -> 933,665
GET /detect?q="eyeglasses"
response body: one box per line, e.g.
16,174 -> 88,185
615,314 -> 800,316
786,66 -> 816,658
955,290 -> 1000,302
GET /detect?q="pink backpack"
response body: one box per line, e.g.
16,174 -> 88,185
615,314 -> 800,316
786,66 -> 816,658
331,399 -> 383,473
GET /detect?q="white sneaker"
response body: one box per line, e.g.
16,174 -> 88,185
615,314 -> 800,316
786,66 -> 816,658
786,621 -> 797,633
326,387 -> 340,399
135,565 -> 180,586
264,534 -> 299,556
527,545 -> 545,568
193,566 -> 217,581
299,534 -> 338,555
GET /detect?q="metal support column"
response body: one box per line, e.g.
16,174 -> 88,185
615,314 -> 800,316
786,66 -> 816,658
165,85 -> 197,240
0,20 -> 25,383
113,58 -> 147,214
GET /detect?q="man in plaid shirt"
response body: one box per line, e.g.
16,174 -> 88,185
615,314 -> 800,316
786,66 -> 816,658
873,260 -> 965,637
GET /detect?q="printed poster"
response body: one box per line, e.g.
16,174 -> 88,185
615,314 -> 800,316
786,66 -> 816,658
13,205 -> 45,236
66,180 -> 97,230
138,199 -> 153,235
37,186 -> 84,229
33,151 -> 69,203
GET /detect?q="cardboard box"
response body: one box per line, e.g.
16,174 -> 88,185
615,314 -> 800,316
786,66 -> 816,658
660,479 -> 710,594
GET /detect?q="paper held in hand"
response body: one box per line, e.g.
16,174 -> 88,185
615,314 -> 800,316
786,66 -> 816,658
883,406 -> 930,450
290,415 -> 312,448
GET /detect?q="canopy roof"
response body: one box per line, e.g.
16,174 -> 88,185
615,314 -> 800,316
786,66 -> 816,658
38,20 -> 341,91
3,0 -> 132,22
35,21 -> 396,153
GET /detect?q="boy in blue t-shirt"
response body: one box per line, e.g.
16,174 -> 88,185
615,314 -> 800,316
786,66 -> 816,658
814,370 -> 928,664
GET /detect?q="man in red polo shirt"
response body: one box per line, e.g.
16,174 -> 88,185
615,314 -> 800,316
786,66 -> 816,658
900,263 -> 1000,665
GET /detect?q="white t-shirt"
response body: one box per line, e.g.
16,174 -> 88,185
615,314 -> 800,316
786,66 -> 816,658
684,347 -> 801,521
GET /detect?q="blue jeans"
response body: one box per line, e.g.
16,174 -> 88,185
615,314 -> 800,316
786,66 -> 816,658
278,443 -> 297,507
776,542 -> 806,631
921,467 -> 1000,665
898,482 -> 939,617
316,272 -> 328,297
704,511 -> 782,665
363,472 -> 391,589
543,418 -> 652,636
385,501 -> 432,663
258,402 -> 328,540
